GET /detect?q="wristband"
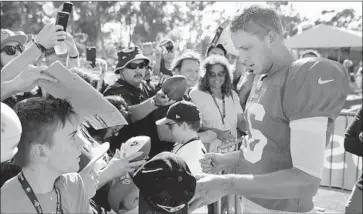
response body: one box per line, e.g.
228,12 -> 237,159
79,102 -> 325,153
33,41 -> 47,53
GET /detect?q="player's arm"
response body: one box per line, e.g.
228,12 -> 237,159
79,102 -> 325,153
224,59 -> 350,199
223,117 -> 327,199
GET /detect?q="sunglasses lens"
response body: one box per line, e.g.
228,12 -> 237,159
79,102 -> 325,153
16,45 -> 24,53
139,62 -> 147,69
126,63 -> 138,70
2,46 -> 16,55
126,61 -> 148,70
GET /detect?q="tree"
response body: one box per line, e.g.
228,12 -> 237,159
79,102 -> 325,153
315,8 -> 362,30
266,1 -> 304,38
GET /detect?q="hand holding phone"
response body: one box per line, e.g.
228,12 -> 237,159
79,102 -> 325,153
86,47 -> 96,68
55,11 -> 70,41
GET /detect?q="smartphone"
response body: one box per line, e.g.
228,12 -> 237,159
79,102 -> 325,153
62,2 -> 73,14
55,11 -> 69,41
86,47 -> 96,68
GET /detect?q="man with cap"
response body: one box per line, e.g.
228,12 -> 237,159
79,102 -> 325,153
103,46 -> 175,157
133,152 -> 196,214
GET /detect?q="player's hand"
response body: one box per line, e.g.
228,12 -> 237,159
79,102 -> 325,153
101,148 -> 146,180
34,23 -> 67,49
199,152 -> 229,174
153,90 -> 176,107
189,174 -> 228,212
11,65 -> 58,93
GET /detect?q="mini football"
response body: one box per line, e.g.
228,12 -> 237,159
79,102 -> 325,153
162,75 -> 188,101
121,136 -> 151,162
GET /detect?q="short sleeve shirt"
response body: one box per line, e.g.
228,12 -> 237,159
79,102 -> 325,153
1,173 -> 92,214
190,89 -> 243,139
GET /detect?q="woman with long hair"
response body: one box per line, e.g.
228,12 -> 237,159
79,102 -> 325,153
190,55 -> 245,149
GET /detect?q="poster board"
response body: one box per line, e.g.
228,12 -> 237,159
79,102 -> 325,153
39,61 -> 128,130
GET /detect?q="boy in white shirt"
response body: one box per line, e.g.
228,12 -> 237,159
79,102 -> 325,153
156,101 -> 206,174
156,101 -> 208,214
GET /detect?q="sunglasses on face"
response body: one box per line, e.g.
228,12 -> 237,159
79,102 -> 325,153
208,71 -> 226,78
126,61 -> 148,70
0,44 -> 24,55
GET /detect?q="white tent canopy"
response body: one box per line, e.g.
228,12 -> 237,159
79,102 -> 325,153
285,24 -> 362,49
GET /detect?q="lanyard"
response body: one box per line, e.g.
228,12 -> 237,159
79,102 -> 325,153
174,137 -> 201,154
18,172 -> 63,214
210,93 -> 226,125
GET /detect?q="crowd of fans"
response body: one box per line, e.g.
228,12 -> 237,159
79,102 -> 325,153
1,3 -> 362,214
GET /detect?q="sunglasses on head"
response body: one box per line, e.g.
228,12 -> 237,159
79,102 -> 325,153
0,44 -> 24,55
208,71 -> 226,78
126,61 -> 148,70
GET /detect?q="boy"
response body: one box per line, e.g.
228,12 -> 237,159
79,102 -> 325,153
156,100 -> 208,214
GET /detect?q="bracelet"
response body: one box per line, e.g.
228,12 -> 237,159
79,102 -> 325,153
69,55 -> 79,59
34,42 -> 47,53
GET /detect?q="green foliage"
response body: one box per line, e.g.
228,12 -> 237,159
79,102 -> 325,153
1,1 -> 361,62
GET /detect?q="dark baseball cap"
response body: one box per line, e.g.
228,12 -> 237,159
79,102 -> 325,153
132,152 -> 196,213
155,101 -> 201,125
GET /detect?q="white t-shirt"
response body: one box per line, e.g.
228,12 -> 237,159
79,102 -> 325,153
189,89 -> 243,139
172,139 -> 208,214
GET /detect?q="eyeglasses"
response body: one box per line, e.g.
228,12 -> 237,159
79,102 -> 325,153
208,71 -> 226,78
125,61 -> 148,70
0,44 -> 24,55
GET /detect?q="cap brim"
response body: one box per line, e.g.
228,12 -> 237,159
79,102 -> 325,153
155,117 -> 175,126
139,192 -> 188,214
1,35 -> 27,47
83,142 -> 110,172
115,55 -> 150,71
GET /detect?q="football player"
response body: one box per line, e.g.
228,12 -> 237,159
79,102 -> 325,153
189,4 -> 350,213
